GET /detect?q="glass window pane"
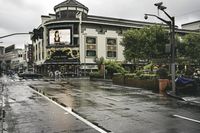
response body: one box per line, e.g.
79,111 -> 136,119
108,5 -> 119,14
107,51 -> 116,58
86,37 -> 96,44
107,38 -> 116,45
86,50 -> 96,57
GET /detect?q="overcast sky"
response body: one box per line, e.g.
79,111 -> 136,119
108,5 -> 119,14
0,0 -> 200,48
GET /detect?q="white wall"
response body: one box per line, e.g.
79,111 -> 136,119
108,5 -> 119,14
81,27 -> 125,64
182,22 -> 200,30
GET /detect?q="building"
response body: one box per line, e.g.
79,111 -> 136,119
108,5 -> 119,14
32,0 -> 199,76
182,20 -> 200,31
0,44 -> 27,73
0,46 -> 5,73
31,0 -> 160,76
24,44 -> 34,71
0,46 -> 4,56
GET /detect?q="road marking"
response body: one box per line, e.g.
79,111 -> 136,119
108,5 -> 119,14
173,115 -> 200,124
31,89 -> 109,133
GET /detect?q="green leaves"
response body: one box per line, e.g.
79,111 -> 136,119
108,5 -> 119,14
121,25 -> 170,62
178,33 -> 200,64
105,61 -> 126,75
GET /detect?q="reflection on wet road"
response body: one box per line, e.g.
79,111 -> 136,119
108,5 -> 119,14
29,79 -> 200,133
1,78 -> 98,133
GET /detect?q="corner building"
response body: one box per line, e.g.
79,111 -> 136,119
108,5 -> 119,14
32,0 -> 156,76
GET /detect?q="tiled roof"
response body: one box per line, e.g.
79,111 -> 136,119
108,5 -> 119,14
54,0 -> 88,11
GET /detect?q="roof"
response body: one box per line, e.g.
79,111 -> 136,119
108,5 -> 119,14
44,14 -> 166,29
86,15 -> 161,28
182,20 -> 200,26
54,0 -> 88,11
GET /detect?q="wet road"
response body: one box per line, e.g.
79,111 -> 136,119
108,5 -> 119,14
0,77 -> 98,133
28,78 -> 200,133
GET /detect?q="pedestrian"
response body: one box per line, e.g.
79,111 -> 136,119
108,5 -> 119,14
49,71 -> 53,78
54,70 -> 59,81
58,71 -> 61,80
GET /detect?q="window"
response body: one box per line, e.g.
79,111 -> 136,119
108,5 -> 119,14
18,54 -> 22,58
86,50 -> 96,57
35,44 -> 38,61
38,42 -> 41,60
42,42 -> 44,59
106,38 -> 117,58
86,37 -> 96,44
107,38 -> 117,45
107,51 -> 116,58
86,37 -> 97,57
73,37 -> 79,46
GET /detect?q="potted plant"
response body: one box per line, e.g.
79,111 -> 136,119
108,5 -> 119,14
156,67 -> 170,94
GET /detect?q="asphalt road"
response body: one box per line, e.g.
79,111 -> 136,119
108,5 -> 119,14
28,78 -> 200,133
0,77 -> 99,133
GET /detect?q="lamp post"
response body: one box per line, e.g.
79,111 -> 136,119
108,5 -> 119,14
76,11 -> 86,77
145,2 -> 176,95
0,32 -> 33,39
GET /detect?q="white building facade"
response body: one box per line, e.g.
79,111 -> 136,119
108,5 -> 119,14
182,20 -> 200,31
31,0 -> 164,76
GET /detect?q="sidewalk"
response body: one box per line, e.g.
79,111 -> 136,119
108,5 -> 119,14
166,91 -> 200,107
0,76 -> 102,133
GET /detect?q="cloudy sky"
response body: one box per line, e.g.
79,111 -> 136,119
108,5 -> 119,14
0,0 -> 200,48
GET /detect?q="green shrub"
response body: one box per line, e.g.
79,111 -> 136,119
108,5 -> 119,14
105,61 -> 126,78
124,73 -> 156,80
136,71 -> 143,77
89,72 -> 103,79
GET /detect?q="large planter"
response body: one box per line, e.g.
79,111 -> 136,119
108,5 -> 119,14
158,79 -> 170,94
112,74 -> 159,91
112,74 -> 125,85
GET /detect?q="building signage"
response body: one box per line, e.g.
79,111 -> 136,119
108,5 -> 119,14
49,29 -> 71,45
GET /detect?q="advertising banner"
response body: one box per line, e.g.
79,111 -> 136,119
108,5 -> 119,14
49,29 -> 71,45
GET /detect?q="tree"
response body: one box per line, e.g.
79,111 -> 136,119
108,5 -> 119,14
177,33 -> 200,65
95,56 -> 104,70
94,56 -> 105,76
121,25 -> 170,62
105,61 -> 126,78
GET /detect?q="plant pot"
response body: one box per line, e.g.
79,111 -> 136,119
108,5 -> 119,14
158,79 -> 170,94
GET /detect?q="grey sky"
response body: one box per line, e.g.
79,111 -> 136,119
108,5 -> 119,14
0,0 -> 200,48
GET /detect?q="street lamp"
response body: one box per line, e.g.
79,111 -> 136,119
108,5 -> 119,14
145,2 -> 176,95
76,11 -> 87,77
0,32 -> 33,39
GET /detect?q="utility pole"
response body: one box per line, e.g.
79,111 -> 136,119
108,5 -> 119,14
145,2 -> 176,94
171,17 -> 176,95
76,11 -> 86,77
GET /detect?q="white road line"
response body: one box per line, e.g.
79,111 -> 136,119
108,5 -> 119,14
173,115 -> 200,124
31,89 -> 109,133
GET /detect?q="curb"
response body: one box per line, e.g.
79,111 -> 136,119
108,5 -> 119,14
166,91 -> 200,107
166,91 -> 185,101
90,78 -> 112,82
